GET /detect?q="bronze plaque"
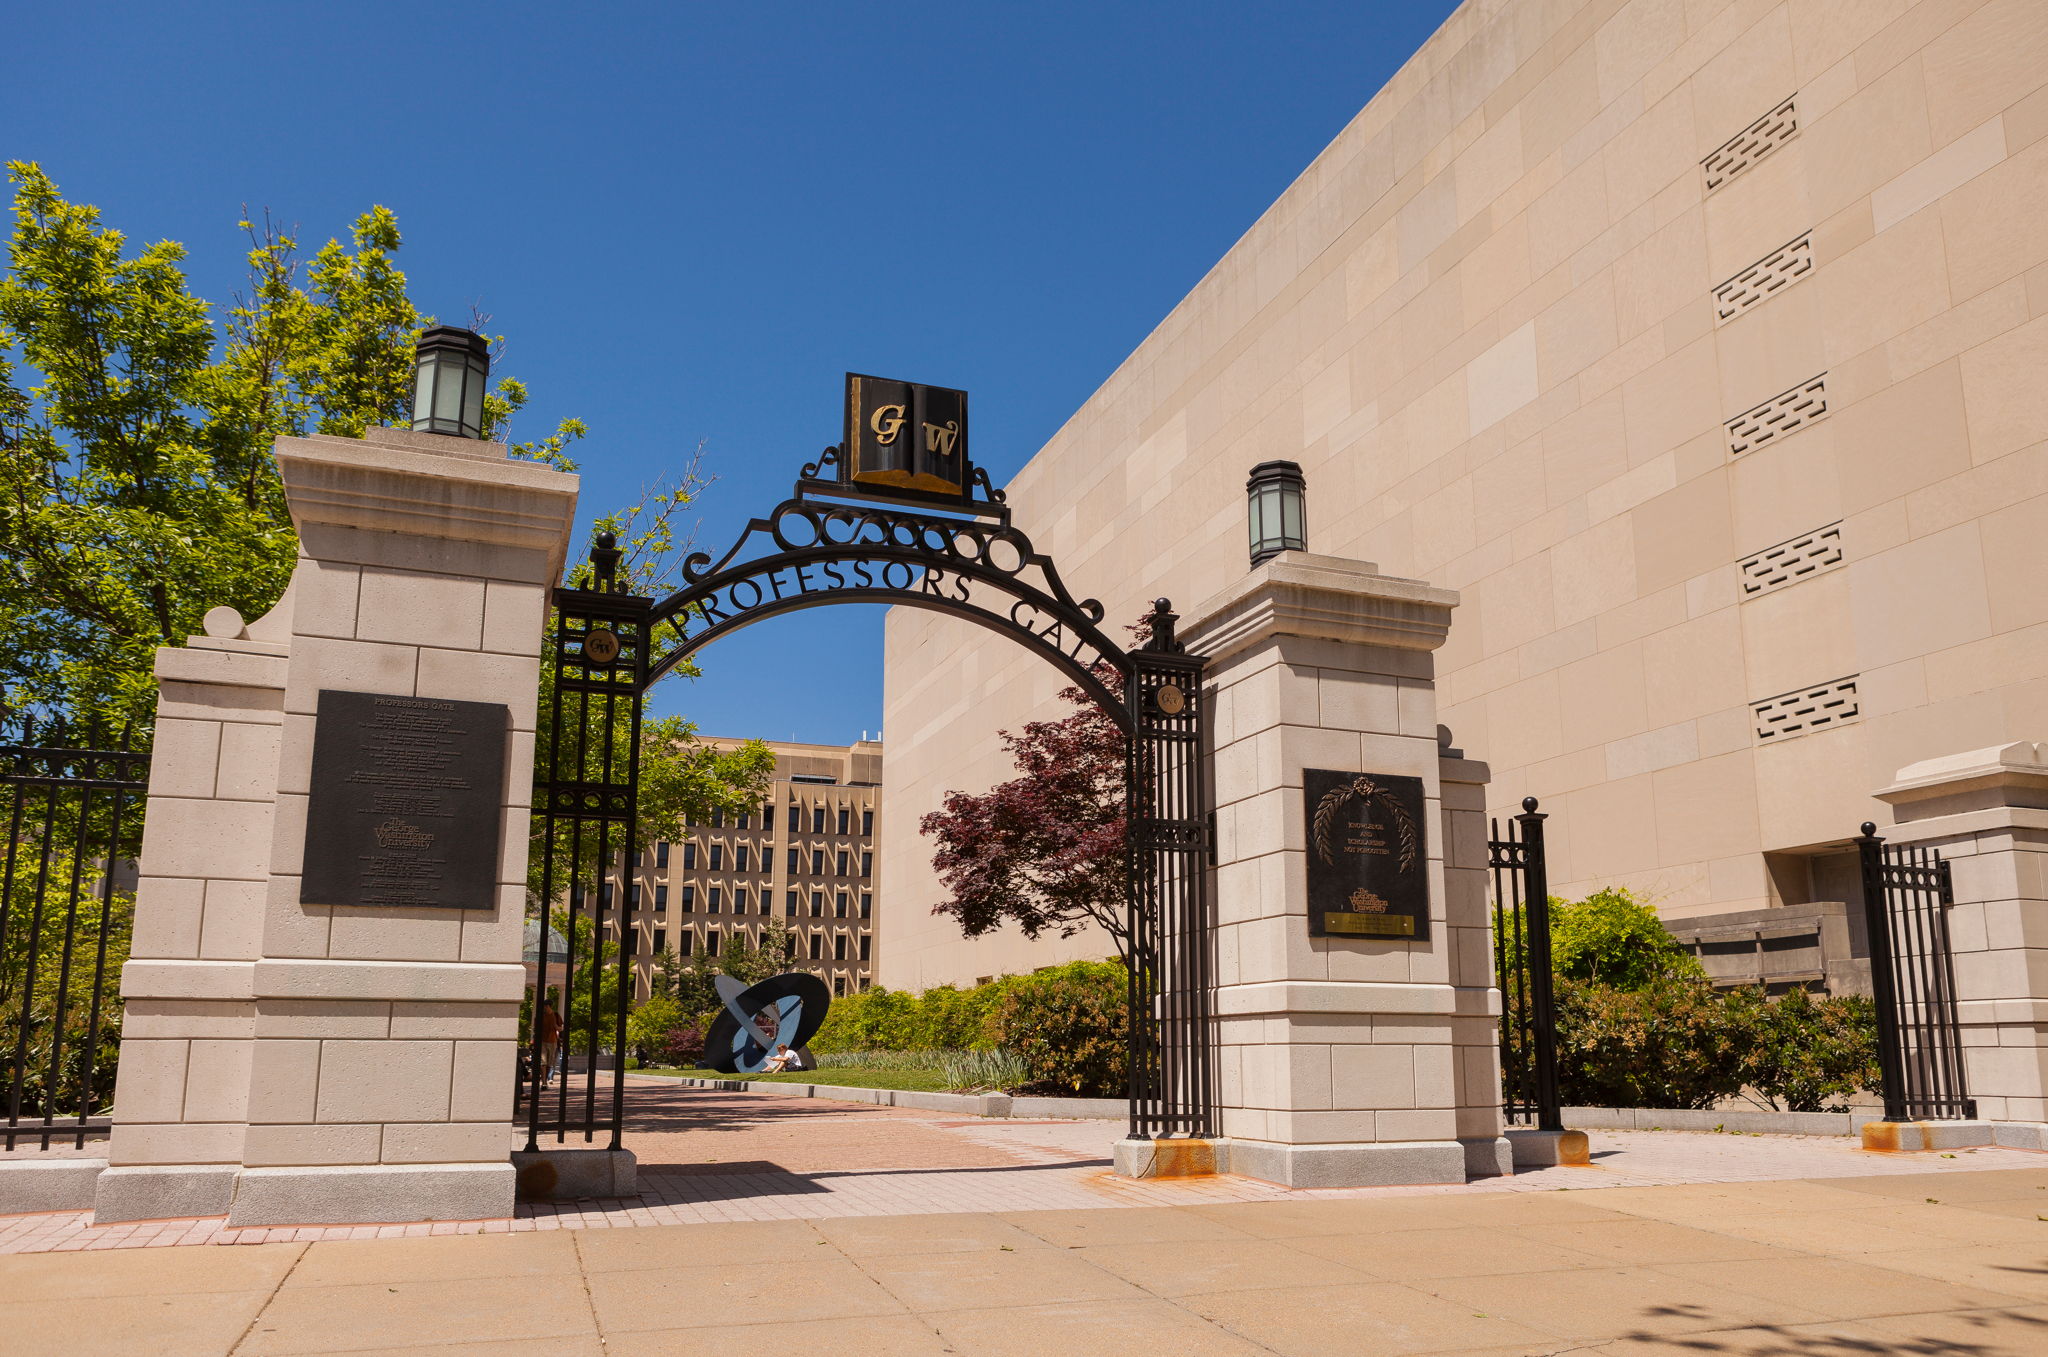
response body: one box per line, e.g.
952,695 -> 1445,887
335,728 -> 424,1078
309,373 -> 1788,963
1304,768 -> 1430,941
300,689 -> 509,911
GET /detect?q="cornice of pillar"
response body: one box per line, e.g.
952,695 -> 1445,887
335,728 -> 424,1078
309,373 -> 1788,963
1179,550 -> 1459,665
274,426 -> 580,586
1876,740 -> 2048,824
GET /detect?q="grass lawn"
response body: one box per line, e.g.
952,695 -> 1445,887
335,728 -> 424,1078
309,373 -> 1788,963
637,1066 -> 957,1093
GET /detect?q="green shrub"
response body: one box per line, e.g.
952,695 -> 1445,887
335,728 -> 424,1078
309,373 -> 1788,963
1554,974 -> 1747,1109
991,961 -> 1128,1096
1737,986 -> 1880,1113
625,994 -> 684,1061
1549,888 -> 1705,988
656,1022 -> 706,1067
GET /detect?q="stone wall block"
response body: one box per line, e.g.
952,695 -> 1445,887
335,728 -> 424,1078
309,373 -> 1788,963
215,721 -> 282,802
390,1001 -> 519,1041
254,999 -> 391,1040
288,558 -> 362,640
246,1039 -> 322,1124
149,719 -> 223,799
243,1123 -> 382,1167
1318,670 -> 1403,733
325,908 -> 464,963
130,877 -> 204,960
313,1040 -> 453,1124
460,885 -> 526,964
381,1121 -> 510,1164
281,636 -> 418,717
1332,1042 -> 1417,1108
182,1038 -> 253,1122
110,1040 -> 189,1123
138,797 -> 273,882
413,648 -> 540,732
480,580 -> 548,657
103,1122 -> 244,1166
199,879 -> 267,960
118,999 -> 255,1041
355,568 -> 486,650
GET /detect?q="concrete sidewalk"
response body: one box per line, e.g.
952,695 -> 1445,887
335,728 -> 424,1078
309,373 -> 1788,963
6,1165 -> 2048,1355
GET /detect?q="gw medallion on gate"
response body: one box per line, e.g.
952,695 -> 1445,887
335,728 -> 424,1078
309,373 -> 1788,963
1305,768 -> 1429,941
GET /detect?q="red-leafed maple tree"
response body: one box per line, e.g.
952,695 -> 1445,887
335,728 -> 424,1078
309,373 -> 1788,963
921,616 -> 1154,969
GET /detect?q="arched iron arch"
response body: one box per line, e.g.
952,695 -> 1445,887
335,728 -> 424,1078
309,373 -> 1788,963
525,444 -> 1213,1154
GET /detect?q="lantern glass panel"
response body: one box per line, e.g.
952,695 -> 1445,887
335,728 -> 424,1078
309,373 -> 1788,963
1280,485 -> 1303,543
433,359 -> 465,426
461,361 -> 485,437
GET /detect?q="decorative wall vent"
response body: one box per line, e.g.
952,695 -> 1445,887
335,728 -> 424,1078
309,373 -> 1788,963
1753,676 -> 1859,742
1726,374 -> 1828,456
1714,233 -> 1813,323
1739,523 -> 1844,595
1703,96 -> 1799,193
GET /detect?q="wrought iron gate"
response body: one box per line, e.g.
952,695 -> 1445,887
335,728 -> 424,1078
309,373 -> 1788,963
1126,603 -> 1212,1139
2,722 -> 149,1149
1489,797 -> 1559,1130
520,538 -> 648,1151
1856,824 -> 1974,1122
520,394 -> 1217,1146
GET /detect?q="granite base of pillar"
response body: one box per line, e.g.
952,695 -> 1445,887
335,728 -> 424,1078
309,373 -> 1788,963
91,1164 -> 238,1224
0,1157 -> 108,1214
1228,1138 -> 1467,1188
1860,1120 -> 1997,1152
1505,1127 -> 1591,1168
510,1148 -> 637,1200
224,1162 -> 516,1226
1462,1135 -> 1514,1177
1112,1138 -> 1228,1179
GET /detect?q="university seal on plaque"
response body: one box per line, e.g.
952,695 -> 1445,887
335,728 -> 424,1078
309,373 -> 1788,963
1303,767 -> 1430,941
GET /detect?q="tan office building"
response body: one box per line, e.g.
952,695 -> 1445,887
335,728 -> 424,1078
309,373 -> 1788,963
879,0 -> 2048,991
629,737 -> 881,998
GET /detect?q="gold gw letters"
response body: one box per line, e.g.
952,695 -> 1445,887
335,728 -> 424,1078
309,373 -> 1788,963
922,419 -> 960,456
870,404 -> 907,446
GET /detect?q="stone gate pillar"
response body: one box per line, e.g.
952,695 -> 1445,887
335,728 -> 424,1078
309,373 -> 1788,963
96,426 -> 576,1225
1873,742 -> 2048,1135
1181,552 -> 1506,1187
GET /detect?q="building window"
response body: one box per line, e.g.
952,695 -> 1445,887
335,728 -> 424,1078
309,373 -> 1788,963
812,850 -> 825,874
599,882 -> 614,908
681,886 -> 695,911
862,809 -> 873,836
835,892 -> 847,919
629,882 -> 642,908
861,851 -> 872,877
741,888 -> 756,915
706,929 -> 720,957
709,843 -> 724,871
762,805 -> 776,832
838,807 -> 850,835
809,933 -> 823,959
860,893 -> 871,920
837,850 -> 849,876
655,841 -> 670,868
834,934 -> 847,961
859,935 -> 871,961
655,884 -> 668,908
860,977 -> 872,992
708,887 -> 722,914
684,842 -> 698,870
655,928 -> 667,953
788,847 -> 800,874
810,891 -> 823,918
786,890 -> 798,916
712,808 -> 725,829
812,807 -> 826,833
738,810 -> 750,830
834,976 -> 847,997
735,844 -> 750,872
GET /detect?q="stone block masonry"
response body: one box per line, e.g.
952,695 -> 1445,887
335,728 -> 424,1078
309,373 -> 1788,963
94,425 -> 577,1226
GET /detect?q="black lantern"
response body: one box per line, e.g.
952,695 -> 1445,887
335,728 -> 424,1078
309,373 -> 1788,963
1246,460 -> 1306,565
410,326 -> 490,439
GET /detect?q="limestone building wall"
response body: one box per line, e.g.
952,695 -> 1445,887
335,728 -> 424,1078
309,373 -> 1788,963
880,0 -> 2048,989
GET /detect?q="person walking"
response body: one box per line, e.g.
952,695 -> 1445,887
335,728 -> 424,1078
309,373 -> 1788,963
538,996 -> 563,1086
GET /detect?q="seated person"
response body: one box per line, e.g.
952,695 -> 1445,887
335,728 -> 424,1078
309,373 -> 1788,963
760,1043 -> 799,1074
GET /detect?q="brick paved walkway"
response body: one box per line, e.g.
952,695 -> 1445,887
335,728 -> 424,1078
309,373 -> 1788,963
2,1079 -> 2043,1255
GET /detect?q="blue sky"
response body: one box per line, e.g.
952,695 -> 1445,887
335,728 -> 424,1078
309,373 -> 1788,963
10,1 -> 1457,745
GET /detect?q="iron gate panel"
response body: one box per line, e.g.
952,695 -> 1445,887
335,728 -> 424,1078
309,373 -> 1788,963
2,725 -> 149,1150
519,434 -> 1219,1145
1857,824 -> 1974,1122
521,539 -> 648,1152
1489,797 -> 1559,1131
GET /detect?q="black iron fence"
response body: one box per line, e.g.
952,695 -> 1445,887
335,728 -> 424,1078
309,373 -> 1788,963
1856,824 -> 1974,1122
1490,797 -> 1559,1130
2,723 -> 149,1149
520,539 -> 646,1152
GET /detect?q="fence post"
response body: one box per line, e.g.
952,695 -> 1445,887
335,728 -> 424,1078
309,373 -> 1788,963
1856,822 -> 1910,1124
1515,798 -> 1561,1133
